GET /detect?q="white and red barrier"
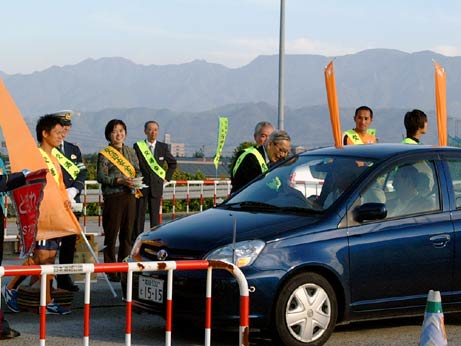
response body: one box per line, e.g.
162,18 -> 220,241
0,260 -> 249,346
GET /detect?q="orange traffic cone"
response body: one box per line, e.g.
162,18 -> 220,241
420,290 -> 447,346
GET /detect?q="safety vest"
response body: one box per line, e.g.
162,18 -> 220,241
135,141 -> 166,180
402,137 -> 419,144
344,129 -> 376,145
232,147 -> 268,177
51,147 -> 80,180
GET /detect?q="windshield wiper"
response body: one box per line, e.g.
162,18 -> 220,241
222,201 -> 280,211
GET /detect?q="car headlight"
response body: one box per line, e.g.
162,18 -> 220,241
205,240 -> 265,267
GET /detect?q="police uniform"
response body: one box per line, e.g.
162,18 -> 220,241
51,111 -> 87,291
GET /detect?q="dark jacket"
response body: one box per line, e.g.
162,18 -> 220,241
60,141 -> 87,202
134,141 -> 177,198
0,173 -> 26,193
230,146 -> 266,193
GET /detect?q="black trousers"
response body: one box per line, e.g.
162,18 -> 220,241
133,195 -> 161,243
103,192 -> 136,263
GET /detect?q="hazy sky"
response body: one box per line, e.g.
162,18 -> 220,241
1,0 -> 461,74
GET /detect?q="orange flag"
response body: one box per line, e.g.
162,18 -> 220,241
324,60 -> 343,148
0,80 -> 81,240
434,61 -> 447,146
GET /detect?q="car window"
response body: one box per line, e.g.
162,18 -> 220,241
447,160 -> 461,208
359,160 -> 440,219
226,155 -> 376,212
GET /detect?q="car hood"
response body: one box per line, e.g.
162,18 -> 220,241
139,207 -> 321,255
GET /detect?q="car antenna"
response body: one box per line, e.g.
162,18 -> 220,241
231,213 -> 237,264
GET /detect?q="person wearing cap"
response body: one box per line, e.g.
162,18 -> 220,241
133,121 -> 177,242
51,111 -> 87,292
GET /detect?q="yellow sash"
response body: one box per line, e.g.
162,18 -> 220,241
39,148 -> 60,186
100,146 -> 142,198
51,147 -> 80,180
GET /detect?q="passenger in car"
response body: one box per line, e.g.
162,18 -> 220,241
387,165 -> 434,217
322,160 -> 364,208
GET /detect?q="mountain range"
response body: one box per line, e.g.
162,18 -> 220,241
1,49 -> 460,155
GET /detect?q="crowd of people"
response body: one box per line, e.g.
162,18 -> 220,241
0,112 -> 177,339
0,106 -> 429,339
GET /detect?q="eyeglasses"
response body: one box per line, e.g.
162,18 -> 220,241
272,142 -> 290,156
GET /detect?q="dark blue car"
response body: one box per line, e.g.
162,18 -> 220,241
126,144 -> 461,346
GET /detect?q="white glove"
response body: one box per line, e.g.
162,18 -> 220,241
67,187 -> 79,200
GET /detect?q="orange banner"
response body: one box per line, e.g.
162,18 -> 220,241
324,60 -> 343,148
0,80 -> 81,239
434,61 -> 447,146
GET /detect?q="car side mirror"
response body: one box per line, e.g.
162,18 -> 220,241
354,203 -> 387,223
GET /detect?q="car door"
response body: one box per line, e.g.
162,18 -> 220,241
443,155 -> 461,298
346,158 -> 453,312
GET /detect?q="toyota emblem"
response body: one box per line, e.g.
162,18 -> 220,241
157,249 -> 168,261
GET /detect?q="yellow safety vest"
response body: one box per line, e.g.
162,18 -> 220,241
402,138 -> 419,144
344,129 -> 376,145
232,147 -> 268,177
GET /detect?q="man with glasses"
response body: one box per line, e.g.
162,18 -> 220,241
231,130 -> 291,193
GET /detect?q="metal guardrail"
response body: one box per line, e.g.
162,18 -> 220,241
81,180 -> 231,232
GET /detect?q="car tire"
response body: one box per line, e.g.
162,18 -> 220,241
273,272 -> 337,346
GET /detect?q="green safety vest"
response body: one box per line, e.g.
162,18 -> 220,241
232,147 -> 268,177
402,137 -> 419,144
344,129 -> 376,145
136,141 -> 166,179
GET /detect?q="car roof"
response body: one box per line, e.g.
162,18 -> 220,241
299,143 -> 461,160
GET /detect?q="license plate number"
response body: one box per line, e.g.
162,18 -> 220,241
138,276 -> 164,303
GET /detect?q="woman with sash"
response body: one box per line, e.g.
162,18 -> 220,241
97,119 -> 141,282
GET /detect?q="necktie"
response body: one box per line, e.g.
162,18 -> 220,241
150,144 -> 155,155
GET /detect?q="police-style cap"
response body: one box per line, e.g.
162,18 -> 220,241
47,110 -> 73,126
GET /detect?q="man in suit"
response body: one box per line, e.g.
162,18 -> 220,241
133,121 -> 177,242
51,111 -> 87,292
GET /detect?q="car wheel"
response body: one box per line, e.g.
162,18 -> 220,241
273,272 -> 337,346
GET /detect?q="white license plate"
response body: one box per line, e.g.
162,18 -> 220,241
138,276 -> 164,303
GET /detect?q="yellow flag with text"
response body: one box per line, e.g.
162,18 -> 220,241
324,61 -> 343,148
0,80 -> 81,240
213,117 -> 228,169
434,61 -> 447,146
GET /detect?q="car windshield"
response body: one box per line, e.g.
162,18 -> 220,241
223,154 -> 376,213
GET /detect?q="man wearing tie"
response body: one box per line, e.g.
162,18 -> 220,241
133,121 -> 177,243
50,111 -> 87,292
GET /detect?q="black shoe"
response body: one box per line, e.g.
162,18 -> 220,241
57,275 -> 80,292
0,328 -> 20,340
107,274 -> 120,282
